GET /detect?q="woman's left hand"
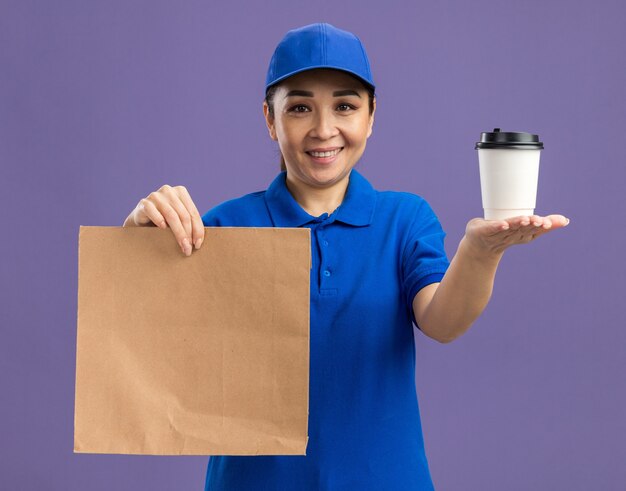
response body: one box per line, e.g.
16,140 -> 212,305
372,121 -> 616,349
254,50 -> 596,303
463,214 -> 570,257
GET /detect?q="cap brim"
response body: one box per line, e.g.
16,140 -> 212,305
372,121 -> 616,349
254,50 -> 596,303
266,65 -> 375,92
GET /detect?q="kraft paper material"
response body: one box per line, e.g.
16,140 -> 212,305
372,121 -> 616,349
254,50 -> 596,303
74,226 -> 310,455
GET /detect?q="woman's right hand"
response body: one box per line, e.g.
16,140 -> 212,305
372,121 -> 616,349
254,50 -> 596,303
123,185 -> 204,257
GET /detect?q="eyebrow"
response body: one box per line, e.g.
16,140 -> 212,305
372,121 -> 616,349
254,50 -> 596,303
284,89 -> 362,99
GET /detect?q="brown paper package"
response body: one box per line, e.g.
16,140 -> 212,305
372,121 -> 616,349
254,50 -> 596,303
74,226 -> 310,455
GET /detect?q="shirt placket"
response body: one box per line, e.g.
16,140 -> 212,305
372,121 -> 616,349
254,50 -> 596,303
311,215 -> 336,296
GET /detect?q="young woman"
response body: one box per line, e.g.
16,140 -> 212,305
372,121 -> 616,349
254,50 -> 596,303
123,23 -> 568,491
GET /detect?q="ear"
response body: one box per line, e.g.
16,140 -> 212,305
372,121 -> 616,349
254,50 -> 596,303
366,96 -> 376,138
263,101 -> 278,141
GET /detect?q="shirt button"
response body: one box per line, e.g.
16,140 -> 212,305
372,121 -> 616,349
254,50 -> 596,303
323,270 -> 331,277
323,240 -> 329,246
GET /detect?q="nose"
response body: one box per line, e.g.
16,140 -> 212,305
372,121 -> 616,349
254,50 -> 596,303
309,109 -> 339,140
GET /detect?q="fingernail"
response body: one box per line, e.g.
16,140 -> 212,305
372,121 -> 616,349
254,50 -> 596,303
195,238 -> 203,250
565,218 -> 570,225
182,238 -> 191,256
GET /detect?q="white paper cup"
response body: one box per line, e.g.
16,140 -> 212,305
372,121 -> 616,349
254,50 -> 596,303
476,129 -> 543,221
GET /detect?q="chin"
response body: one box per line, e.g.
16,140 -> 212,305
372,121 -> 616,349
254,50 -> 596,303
308,170 -> 351,188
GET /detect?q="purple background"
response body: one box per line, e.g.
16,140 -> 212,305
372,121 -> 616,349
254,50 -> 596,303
2,0 -> 625,489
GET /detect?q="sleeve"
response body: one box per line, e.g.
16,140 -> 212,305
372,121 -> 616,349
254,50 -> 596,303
401,198 -> 450,329
201,206 -> 222,227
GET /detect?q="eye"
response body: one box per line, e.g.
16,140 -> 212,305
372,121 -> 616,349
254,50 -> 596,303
337,103 -> 356,112
288,104 -> 310,113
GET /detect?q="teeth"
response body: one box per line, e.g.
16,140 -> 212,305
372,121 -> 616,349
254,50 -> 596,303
309,148 -> 341,157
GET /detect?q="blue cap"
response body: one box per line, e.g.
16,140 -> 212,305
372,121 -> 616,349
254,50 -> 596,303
265,23 -> 375,93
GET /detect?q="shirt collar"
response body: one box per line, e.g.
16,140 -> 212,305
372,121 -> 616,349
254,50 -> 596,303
265,168 -> 377,228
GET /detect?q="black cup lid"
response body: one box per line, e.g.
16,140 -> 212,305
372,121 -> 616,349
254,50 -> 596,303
475,128 -> 544,149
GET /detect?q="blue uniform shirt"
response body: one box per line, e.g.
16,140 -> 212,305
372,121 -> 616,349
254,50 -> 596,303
202,169 -> 450,490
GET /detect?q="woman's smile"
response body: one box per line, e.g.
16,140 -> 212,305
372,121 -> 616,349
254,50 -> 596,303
306,147 -> 344,164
